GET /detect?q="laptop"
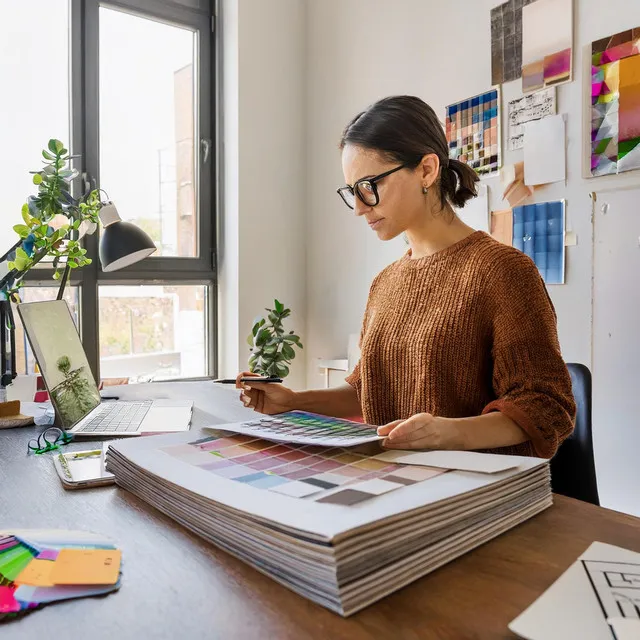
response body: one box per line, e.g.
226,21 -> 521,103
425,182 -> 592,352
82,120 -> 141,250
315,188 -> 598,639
17,300 -> 193,437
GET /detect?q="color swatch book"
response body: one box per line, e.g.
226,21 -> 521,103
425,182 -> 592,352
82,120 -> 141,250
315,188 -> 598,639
0,530 -> 122,622
106,428 -> 551,616
207,411 -> 383,447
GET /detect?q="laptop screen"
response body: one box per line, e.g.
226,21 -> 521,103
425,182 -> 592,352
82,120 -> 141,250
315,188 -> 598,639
18,300 -> 101,429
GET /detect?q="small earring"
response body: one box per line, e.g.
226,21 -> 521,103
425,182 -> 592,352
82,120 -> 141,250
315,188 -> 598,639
422,186 -> 428,194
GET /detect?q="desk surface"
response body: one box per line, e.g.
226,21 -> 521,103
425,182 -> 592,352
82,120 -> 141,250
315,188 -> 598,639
2,381 -> 640,640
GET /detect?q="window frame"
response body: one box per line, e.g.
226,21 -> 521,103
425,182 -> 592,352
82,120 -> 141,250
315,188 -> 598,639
24,0 -> 217,382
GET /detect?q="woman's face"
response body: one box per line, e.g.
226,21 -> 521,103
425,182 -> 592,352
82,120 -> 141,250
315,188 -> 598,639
341,144 -> 436,241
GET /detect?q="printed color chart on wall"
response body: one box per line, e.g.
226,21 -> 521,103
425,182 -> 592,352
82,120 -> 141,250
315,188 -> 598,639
445,88 -> 500,177
591,27 -> 640,176
513,200 -> 565,285
161,431 -> 447,506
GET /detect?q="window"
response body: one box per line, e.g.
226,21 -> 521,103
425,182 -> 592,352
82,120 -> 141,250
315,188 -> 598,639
98,285 -> 207,381
99,8 -> 198,257
11,0 -> 216,383
0,0 -> 70,258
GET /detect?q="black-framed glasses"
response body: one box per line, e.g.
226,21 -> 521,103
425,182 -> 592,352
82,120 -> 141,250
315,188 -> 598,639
336,164 -> 406,210
28,427 -> 74,455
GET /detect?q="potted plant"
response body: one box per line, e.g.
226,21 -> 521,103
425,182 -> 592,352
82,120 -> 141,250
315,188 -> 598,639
247,300 -> 303,379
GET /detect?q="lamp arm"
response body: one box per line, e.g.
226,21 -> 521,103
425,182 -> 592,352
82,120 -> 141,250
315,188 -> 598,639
0,239 -> 22,264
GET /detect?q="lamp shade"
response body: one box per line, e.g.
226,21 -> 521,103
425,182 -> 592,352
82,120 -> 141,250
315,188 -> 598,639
98,203 -> 156,272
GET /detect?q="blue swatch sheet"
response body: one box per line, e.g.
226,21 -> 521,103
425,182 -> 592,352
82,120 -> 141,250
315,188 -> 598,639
512,201 -> 565,284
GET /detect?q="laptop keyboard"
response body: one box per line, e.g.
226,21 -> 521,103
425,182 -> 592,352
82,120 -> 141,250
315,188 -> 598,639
75,401 -> 152,433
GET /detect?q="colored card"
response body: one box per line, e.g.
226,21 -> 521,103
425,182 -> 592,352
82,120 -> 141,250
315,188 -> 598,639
0,543 -> 37,582
14,559 -> 56,587
50,549 -> 121,585
0,586 -> 20,613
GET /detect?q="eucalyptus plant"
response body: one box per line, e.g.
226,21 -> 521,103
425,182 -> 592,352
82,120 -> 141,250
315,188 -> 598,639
247,299 -> 303,379
1,139 -> 102,300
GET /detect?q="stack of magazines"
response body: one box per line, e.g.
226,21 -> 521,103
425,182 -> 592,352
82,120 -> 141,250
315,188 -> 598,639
106,418 -> 551,616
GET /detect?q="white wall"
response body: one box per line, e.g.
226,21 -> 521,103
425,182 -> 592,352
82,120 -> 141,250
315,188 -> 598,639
219,0 -> 307,389
305,0 -> 640,513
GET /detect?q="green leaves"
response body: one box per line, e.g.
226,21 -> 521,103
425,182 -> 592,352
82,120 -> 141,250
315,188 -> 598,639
2,140 -> 105,301
246,299 -> 302,380
12,224 -> 30,238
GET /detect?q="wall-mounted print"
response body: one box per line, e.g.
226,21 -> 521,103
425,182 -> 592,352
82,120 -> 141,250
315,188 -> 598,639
445,88 -> 501,177
591,27 -> 640,176
491,0 -> 535,85
522,0 -> 573,93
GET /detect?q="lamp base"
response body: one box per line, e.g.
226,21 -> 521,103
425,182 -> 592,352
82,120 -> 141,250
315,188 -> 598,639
0,400 -> 34,429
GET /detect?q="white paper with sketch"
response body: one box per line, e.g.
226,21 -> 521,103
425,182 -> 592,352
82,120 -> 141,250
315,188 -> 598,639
524,114 -> 566,186
456,183 -> 489,232
509,541 -> 640,640
373,450 -> 519,474
508,88 -> 556,151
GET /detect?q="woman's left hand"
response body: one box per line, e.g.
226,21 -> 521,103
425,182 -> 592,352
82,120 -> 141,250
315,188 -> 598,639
377,413 -> 463,450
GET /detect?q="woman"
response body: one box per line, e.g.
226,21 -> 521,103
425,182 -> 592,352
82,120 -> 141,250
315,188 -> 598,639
237,95 -> 575,458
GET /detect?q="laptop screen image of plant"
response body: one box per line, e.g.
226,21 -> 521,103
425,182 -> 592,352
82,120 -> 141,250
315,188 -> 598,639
50,355 -> 100,428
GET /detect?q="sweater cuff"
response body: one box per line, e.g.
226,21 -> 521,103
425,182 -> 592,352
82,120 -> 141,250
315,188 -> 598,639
345,365 -> 362,403
482,399 -> 555,459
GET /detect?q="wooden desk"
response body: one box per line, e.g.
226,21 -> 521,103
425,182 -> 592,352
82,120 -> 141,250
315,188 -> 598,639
2,382 -> 640,639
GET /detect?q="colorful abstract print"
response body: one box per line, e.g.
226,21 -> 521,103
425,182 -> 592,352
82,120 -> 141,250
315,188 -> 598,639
591,28 -> 640,176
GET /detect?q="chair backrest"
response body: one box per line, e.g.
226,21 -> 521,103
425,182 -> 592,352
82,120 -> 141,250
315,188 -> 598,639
549,363 -> 600,505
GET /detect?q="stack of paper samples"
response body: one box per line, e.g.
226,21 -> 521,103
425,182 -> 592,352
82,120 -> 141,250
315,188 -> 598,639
106,416 -> 551,616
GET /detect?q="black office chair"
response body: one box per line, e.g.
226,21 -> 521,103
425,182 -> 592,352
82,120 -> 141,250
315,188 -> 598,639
549,363 -> 600,505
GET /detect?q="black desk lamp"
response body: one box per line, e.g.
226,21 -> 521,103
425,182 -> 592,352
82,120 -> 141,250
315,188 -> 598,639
0,202 -> 156,402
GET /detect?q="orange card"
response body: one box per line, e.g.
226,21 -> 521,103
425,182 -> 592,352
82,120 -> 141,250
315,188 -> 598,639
50,549 -> 121,585
14,559 -> 56,587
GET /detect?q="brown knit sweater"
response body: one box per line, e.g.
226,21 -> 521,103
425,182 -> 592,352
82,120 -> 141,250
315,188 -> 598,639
346,231 -> 575,458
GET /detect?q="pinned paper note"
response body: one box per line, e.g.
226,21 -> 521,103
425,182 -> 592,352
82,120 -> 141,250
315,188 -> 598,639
524,114 -> 566,186
14,559 -> 55,587
502,161 -> 534,208
373,450 -> 520,474
50,549 -> 121,586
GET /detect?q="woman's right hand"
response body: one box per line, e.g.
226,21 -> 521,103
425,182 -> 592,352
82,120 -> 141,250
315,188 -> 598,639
235,371 -> 297,415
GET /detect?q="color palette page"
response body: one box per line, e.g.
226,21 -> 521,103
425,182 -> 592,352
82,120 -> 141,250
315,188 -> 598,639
161,432 -> 447,506
207,411 -> 383,447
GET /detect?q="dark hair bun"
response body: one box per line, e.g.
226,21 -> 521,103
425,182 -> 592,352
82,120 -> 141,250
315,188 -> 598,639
341,96 -> 479,209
